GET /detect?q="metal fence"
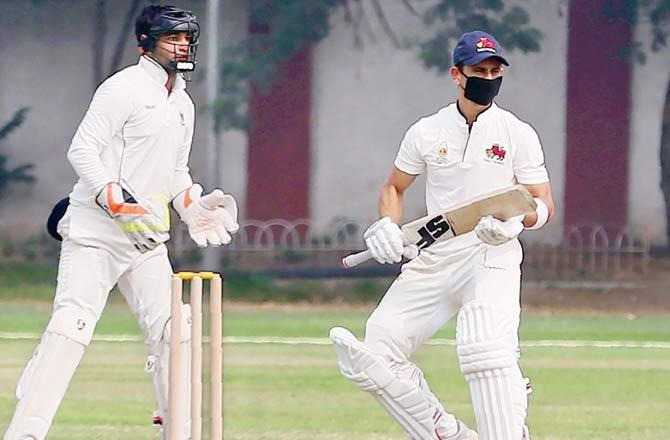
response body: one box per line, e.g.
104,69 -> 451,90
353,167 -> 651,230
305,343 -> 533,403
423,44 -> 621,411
0,218 -> 650,278
523,224 -> 650,279
168,219 -> 651,279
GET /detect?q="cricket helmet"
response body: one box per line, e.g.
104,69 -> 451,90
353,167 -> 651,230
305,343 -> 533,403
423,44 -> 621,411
135,5 -> 200,72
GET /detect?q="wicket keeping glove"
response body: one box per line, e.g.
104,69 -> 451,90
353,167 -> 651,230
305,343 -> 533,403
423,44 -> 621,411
363,217 -> 404,264
475,215 -> 524,246
96,182 -> 170,252
173,184 -> 239,247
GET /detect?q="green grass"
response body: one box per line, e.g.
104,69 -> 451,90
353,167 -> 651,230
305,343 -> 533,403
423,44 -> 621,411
0,263 -> 391,303
2,301 -> 668,341
1,302 -> 669,439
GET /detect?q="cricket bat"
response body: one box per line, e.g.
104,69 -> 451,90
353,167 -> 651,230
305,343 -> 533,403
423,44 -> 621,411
342,184 -> 537,268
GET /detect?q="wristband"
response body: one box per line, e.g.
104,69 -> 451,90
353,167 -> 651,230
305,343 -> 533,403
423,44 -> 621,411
526,198 -> 548,230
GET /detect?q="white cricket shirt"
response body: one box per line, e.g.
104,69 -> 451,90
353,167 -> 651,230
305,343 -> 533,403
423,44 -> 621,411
394,102 -> 549,254
67,56 -> 195,206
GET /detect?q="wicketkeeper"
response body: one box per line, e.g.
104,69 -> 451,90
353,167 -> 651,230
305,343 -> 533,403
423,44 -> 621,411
331,30 -> 555,440
4,5 -> 238,440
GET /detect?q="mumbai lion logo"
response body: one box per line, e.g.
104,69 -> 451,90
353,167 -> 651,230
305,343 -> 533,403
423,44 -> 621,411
486,144 -> 506,161
475,37 -> 496,53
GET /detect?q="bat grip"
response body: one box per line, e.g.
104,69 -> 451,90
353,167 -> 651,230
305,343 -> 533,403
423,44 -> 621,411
342,245 -> 419,269
342,250 -> 371,268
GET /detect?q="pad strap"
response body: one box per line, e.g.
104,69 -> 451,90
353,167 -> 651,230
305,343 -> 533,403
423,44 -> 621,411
46,306 -> 97,346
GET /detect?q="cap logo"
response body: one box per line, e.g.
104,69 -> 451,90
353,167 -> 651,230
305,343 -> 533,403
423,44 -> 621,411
475,37 -> 497,53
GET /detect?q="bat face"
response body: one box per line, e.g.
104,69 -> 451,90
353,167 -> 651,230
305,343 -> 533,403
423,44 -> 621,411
402,214 -> 455,249
400,185 -> 536,250
342,185 -> 537,269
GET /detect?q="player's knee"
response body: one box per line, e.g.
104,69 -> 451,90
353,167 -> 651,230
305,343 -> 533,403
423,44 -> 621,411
364,315 -> 412,361
45,306 -> 97,346
147,304 -> 191,377
365,321 -> 407,360
144,309 -> 172,354
456,300 -> 517,375
161,303 -> 192,346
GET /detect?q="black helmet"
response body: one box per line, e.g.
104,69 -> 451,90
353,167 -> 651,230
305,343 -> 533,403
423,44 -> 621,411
135,5 -> 200,72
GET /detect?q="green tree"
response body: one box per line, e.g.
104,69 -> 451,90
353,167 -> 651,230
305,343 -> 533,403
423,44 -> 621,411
216,0 -> 341,131
216,0 -> 542,131
419,0 -> 542,72
0,108 -> 35,198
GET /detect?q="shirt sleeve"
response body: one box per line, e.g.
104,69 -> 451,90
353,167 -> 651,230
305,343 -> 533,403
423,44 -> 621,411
169,96 -> 195,199
513,123 -> 549,184
67,76 -> 133,194
394,123 -> 425,175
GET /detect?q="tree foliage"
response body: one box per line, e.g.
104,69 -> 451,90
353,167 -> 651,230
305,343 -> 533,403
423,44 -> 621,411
216,0 -> 542,130
0,108 -> 35,198
217,0 -> 340,131
420,0 -> 542,72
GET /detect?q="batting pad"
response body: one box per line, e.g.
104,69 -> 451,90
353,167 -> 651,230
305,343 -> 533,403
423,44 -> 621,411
5,307 -> 96,440
456,301 -> 525,440
330,327 -> 458,440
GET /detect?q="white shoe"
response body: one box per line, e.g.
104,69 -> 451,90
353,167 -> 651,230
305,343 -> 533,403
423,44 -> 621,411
447,420 -> 478,440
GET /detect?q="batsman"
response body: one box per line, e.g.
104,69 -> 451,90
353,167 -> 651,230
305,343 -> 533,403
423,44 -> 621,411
4,5 -> 238,440
331,31 -> 555,440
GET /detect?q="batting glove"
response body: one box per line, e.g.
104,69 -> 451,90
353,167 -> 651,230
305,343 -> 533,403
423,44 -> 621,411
96,182 -> 170,252
474,215 -> 524,246
173,184 -> 239,247
363,217 -> 404,264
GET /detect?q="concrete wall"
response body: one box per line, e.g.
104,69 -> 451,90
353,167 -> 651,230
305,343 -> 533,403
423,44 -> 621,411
311,0 -> 568,243
628,21 -> 670,245
0,0 -> 249,235
2,0 -> 668,245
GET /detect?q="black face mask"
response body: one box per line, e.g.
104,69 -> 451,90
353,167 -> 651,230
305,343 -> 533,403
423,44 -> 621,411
461,72 -> 503,106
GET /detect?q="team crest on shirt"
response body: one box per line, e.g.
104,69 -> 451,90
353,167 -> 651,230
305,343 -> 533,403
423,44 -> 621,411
485,144 -> 507,163
436,141 -> 449,164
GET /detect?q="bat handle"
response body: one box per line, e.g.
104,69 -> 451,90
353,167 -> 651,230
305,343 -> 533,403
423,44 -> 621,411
342,245 -> 419,269
342,250 -> 372,268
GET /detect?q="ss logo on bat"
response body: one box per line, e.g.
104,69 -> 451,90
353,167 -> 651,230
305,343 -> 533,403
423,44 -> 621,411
416,215 -> 450,248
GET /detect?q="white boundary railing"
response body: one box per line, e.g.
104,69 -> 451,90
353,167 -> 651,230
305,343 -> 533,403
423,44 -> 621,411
0,219 -> 650,276
169,220 -> 651,275
523,223 -> 650,275
171,218 -> 368,252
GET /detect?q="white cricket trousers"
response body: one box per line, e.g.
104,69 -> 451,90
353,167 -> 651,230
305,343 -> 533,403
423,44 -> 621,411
53,206 -> 173,351
4,205 -> 174,440
363,237 -> 528,440
365,238 -> 522,362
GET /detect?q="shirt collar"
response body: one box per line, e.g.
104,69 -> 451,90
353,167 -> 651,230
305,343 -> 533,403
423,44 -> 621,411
139,55 -> 186,92
455,101 -> 498,126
